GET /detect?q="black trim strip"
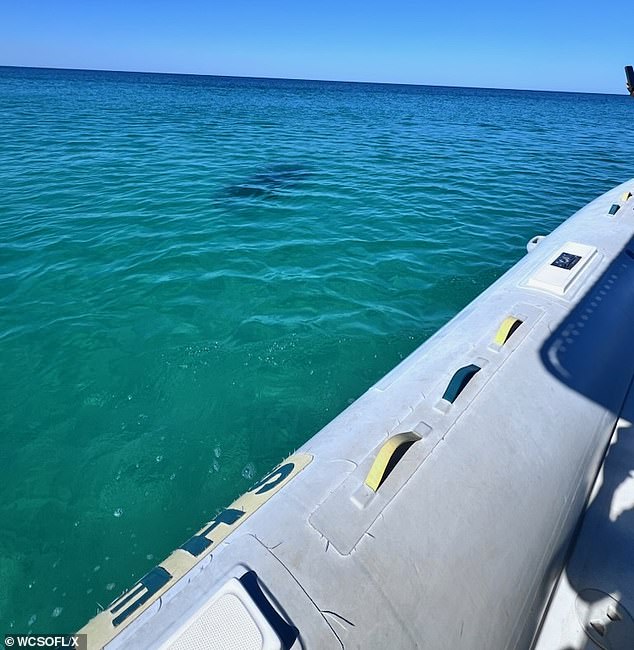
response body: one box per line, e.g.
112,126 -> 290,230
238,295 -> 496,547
110,584 -> 144,615
112,566 -> 172,627
199,508 -> 244,538
180,535 -> 212,556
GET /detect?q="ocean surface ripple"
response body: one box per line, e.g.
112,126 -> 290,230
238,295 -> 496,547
0,66 -> 632,633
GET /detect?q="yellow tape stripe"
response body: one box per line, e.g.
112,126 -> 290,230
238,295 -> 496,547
621,191 -> 632,202
494,317 -> 523,346
80,451 -> 312,649
365,432 -> 420,492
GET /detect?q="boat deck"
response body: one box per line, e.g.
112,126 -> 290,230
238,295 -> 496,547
533,379 -> 634,649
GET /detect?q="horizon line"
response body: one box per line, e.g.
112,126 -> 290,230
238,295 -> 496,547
0,64 -> 626,97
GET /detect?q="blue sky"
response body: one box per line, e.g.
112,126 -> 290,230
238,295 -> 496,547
1,0 -> 631,93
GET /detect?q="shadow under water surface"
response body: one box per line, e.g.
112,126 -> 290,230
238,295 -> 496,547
223,164 -> 313,200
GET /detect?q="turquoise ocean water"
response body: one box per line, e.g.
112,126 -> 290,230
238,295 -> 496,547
0,66 -> 632,634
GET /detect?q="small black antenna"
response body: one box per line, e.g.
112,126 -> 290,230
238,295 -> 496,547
626,65 -> 634,96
